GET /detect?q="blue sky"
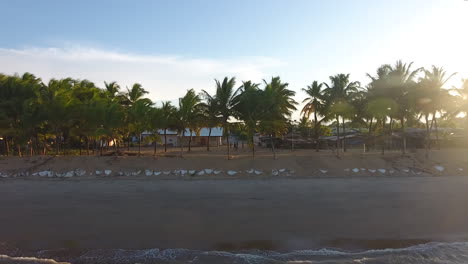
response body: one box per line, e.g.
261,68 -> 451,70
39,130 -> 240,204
1,0 -> 467,118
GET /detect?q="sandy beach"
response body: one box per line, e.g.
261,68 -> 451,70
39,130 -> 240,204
2,149 -> 468,263
2,175 -> 468,252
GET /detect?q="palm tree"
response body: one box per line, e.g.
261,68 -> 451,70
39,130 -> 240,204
214,77 -> 240,159
104,81 -> 121,100
301,81 -> 327,151
381,60 -> 421,154
417,66 -> 456,154
147,106 -> 163,155
128,99 -> 152,156
200,90 -> 220,151
323,74 -> 360,154
260,77 -> 297,159
177,89 -> 202,152
233,81 -> 262,157
160,101 -> 177,152
121,83 -> 151,152
38,78 -> 74,155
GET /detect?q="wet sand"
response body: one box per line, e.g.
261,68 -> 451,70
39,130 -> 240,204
2,177 -> 468,252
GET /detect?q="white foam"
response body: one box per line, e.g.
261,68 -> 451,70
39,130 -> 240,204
434,165 -> 445,172
197,170 -> 205,176
254,170 -> 263,175
38,171 -> 48,177
163,171 -> 171,175
204,169 -> 213,174
271,170 -> 279,176
246,169 -> 254,174
64,171 -> 74,178
214,170 -> 221,175
131,170 -> 141,176
95,170 -> 102,175
145,170 -> 153,176
227,170 -> 237,176
154,171 -> 161,176
368,169 -> 376,173
378,169 -> 386,174
352,168 -> 359,173
458,168 -> 464,171
344,168 -> 350,172
319,169 -> 328,174
402,169 -> 410,173
104,170 -> 112,176
279,168 -> 286,173
188,170 -> 196,175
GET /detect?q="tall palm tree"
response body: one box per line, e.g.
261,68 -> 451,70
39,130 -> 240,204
104,81 -> 121,100
177,89 -> 202,152
233,81 -> 262,157
301,81 -> 326,151
160,101 -> 177,152
260,77 -> 297,159
385,60 -> 421,154
214,77 -> 240,159
417,66 -> 456,154
323,74 -> 360,154
200,90 -> 220,151
128,99 -> 152,156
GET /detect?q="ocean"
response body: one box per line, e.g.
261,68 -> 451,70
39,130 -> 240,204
3,242 -> 468,264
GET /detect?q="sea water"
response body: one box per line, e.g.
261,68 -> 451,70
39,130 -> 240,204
3,242 -> 468,264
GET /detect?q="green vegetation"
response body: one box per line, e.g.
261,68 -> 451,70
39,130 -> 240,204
1,60 -> 467,158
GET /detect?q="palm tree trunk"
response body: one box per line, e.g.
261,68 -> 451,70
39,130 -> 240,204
127,136 -> 130,151
226,124 -> 230,160
381,118 -> 386,155
271,134 -> 277,160
153,139 -> 157,156
79,135 -> 82,155
138,133 -> 141,156
17,144 -> 22,157
252,134 -> 255,159
29,139 -> 33,156
164,129 -> 167,152
401,117 -> 406,155
314,112 -> 319,152
342,117 -> 346,152
188,129 -> 192,152
434,115 -> 440,150
425,115 -> 430,159
86,137 -> 90,155
367,117 -> 373,152
55,134 -> 59,155
5,137 -> 9,156
336,116 -> 340,157
207,127 -> 212,151
389,117 -> 393,150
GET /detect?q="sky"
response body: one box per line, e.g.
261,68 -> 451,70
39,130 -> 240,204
0,0 -> 467,119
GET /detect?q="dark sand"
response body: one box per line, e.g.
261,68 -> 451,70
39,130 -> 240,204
2,176 -> 468,252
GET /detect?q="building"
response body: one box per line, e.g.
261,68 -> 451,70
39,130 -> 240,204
141,127 -> 224,147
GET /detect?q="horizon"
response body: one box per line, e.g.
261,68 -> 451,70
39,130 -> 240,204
1,0 -> 467,119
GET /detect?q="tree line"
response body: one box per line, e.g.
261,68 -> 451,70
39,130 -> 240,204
1,60 -> 467,158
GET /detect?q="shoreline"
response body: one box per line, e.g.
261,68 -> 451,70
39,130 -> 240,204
2,177 -> 468,252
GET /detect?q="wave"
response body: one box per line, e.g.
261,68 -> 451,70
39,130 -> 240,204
4,242 -> 468,264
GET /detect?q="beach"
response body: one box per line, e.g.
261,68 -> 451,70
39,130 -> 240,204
2,176 -> 468,251
2,149 -> 468,263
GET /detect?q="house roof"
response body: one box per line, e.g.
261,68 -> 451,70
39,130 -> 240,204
182,127 -> 223,137
142,127 -> 223,137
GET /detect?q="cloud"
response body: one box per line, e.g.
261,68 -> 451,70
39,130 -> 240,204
0,46 -> 284,103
